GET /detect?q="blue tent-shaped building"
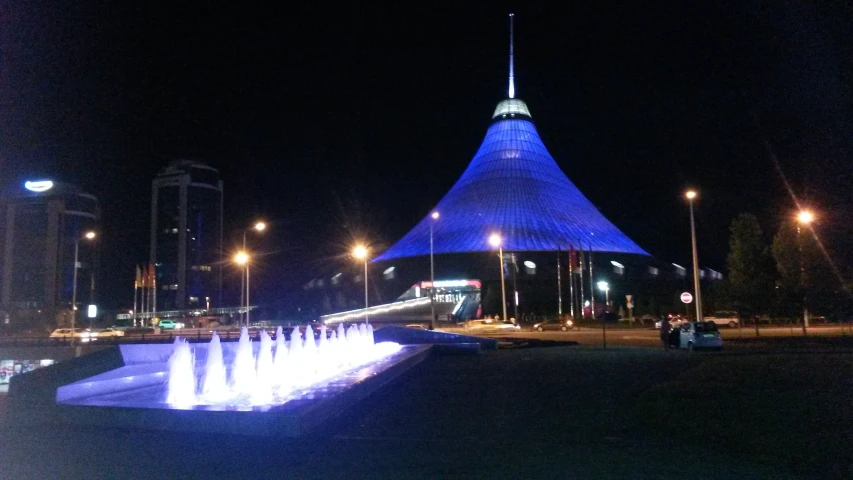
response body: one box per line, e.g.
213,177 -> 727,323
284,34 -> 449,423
375,98 -> 648,261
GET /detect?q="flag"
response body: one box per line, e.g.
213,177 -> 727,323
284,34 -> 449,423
148,262 -> 156,286
569,246 -> 579,272
135,265 -> 142,288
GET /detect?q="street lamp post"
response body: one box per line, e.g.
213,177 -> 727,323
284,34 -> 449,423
685,190 -> 704,322
797,210 -> 814,335
240,222 -> 265,326
489,234 -> 507,322
353,245 -> 369,323
597,281 -> 610,311
71,231 -> 96,346
429,212 -> 439,330
234,251 -> 249,327
597,280 -> 609,349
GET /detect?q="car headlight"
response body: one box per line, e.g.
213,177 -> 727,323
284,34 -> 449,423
567,320 -> 573,325
533,324 -> 540,328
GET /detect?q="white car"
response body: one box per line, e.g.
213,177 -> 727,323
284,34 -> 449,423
98,328 -> 125,338
50,328 -> 85,338
466,319 -> 520,333
655,317 -> 687,330
678,321 -> 723,350
705,311 -> 739,328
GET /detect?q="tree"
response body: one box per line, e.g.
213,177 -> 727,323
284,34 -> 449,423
726,214 -> 773,335
772,221 -> 835,325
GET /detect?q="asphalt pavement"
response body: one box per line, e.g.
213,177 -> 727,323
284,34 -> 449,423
0,345 -> 804,479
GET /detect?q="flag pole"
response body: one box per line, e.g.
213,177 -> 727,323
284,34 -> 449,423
556,248 -> 563,316
578,249 -> 585,323
133,266 -> 139,327
568,245 -> 575,320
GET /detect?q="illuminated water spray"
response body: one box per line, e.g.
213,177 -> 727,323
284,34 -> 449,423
166,323 -> 400,408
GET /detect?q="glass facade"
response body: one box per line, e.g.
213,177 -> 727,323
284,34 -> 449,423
0,184 -> 100,324
375,99 -> 648,261
151,160 -> 222,310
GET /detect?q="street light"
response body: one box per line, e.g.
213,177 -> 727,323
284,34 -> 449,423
71,231 -> 96,346
353,245 -> 369,322
429,211 -> 439,330
240,221 -> 266,325
597,281 -> 610,310
597,280 -> 609,349
489,233 -> 507,322
796,210 -> 814,335
685,189 -> 703,322
234,251 -> 250,327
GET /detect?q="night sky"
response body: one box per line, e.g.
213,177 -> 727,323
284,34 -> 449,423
2,2 -> 852,310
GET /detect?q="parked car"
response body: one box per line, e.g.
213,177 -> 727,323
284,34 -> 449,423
533,318 -> 574,332
705,311 -> 739,328
158,320 -> 184,330
466,319 -> 520,333
98,328 -> 125,338
655,315 -> 688,330
678,321 -> 723,350
50,328 -> 85,338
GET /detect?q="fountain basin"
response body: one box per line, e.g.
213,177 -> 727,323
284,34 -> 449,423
52,342 -> 431,437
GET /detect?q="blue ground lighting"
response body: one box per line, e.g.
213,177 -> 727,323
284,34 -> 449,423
375,101 -> 649,261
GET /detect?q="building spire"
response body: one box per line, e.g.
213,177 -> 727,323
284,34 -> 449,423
508,13 -> 515,99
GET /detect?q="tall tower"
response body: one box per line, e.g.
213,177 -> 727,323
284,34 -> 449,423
375,15 -> 647,261
0,180 -> 100,327
150,160 -> 223,311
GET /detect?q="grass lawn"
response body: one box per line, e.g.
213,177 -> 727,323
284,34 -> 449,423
635,352 -> 853,477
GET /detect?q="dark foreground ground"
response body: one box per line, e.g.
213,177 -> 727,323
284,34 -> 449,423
1,344 -> 850,479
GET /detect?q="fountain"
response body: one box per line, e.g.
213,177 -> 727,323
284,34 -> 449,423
201,332 -> 228,401
252,330 -> 274,404
167,338 -> 195,407
49,321 -> 444,437
230,327 -> 256,395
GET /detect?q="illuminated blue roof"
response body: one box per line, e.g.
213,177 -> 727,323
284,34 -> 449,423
375,99 -> 649,261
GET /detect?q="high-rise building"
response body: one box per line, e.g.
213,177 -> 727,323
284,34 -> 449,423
150,160 -> 223,311
0,180 -> 100,327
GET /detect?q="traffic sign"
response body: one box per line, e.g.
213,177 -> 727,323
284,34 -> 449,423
680,292 -> 693,304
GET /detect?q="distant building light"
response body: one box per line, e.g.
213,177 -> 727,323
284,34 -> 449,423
523,261 -> 536,275
24,180 -> 54,192
648,266 -> 659,276
420,280 -> 482,289
87,305 -> 97,318
415,286 -> 421,298
523,261 -> 536,269
383,266 -> 396,280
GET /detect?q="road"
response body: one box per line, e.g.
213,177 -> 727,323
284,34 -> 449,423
2,324 -> 851,348
448,324 -> 853,348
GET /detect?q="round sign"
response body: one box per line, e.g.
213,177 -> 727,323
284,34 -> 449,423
680,292 -> 693,304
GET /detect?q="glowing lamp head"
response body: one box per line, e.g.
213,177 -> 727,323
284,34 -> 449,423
797,211 -> 814,225
254,222 -> 266,232
597,281 -> 609,292
685,190 -> 697,200
488,234 -> 502,248
83,231 -> 96,240
24,180 -> 54,192
234,252 -> 249,265
353,245 -> 368,260
431,211 -> 439,220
